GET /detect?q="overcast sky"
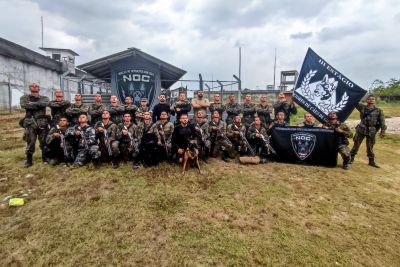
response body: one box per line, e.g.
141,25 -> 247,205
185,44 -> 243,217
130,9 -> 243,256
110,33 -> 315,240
1,0 -> 399,90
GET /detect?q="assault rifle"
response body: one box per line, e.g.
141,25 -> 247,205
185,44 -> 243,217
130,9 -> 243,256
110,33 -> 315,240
158,124 -> 170,157
233,125 -> 256,156
56,125 -> 69,160
102,122 -> 113,156
255,128 -> 276,154
77,126 -> 89,150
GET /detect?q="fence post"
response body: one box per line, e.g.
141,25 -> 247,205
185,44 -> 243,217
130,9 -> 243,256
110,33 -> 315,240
8,76 -> 12,113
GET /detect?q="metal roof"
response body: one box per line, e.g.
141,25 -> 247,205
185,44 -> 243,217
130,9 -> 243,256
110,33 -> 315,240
39,47 -> 80,56
77,48 -> 186,89
0,37 -> 63,72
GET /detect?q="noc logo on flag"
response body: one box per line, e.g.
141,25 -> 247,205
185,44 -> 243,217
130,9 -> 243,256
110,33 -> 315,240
293,48 -> 367,123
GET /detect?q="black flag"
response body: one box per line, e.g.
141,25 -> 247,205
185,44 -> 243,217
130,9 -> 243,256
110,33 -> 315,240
293,48 -> 366,123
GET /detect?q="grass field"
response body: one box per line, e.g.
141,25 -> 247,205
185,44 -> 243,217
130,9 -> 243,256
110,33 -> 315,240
0,111 -> 400,266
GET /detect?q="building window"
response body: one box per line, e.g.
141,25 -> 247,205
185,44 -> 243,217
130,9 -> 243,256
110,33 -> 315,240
52,53 -> 61,61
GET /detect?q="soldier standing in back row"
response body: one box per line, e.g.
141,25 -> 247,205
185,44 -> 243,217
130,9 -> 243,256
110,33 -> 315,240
20,83 -> 50,167
209,93 -> 225,119
350,95 -> 386,168
273,92 -> 297,124
171,92 -> 192,124
225,94 -> 241,126
48,89 -> 70,126
241,94 -> 256,128
88,92 -> 105,126
66,93 -> 88,125
124,96 -> 138,124
255,95 -> 273,127
108,95 -> 125,125
322,112 -> 353,170
191,89 -> 210,118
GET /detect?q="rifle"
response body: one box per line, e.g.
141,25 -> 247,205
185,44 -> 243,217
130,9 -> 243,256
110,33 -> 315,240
158,123 -> 170,157
56,125 -> 69,159
210,121 -> 232,145
102,122 -> 113,156
77,126 -> 89,150
123,125 -> 133,147
255,128 -> 276,154
233,125 -> 256,156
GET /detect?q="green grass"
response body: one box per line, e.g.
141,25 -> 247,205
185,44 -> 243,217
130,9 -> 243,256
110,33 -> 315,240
1,114 -> 400,266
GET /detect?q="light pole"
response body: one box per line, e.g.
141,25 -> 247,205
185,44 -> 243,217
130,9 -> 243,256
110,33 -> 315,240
233,74 -> 241,104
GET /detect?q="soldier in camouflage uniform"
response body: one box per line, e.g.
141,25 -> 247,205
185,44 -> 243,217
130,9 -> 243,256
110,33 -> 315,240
225,94 -> 241,126
227,115 -> 247,156
273,92 -> 297,124
247,117 -> 271,163
241,94 -> 256,128
20,83 -> 50,167
48,89 -> 70,126
322,112 -> 353,170
108,95 -> 125,125
193,110 -> 211,162
88,92 -> 105,126
116,113 -> 138,163
267,111 -> 289,135
134,111 -> 160,168
255,95 -> 273,127
94,110 -> 120,168
65,113 -> 100,168
209,94 -> 225,119
171,92 -> 192,124
66,93 -> 88,125
124,96 -> 138,124
350,95 -> 386,167
45,116 -> 73,165
299,113 -> 318,128
154,111 -> 174,162
209,111 -> 232,162
136,98 -> 151,123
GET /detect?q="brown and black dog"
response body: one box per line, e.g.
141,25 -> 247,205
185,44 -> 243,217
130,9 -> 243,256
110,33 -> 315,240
179,141 -> 201,174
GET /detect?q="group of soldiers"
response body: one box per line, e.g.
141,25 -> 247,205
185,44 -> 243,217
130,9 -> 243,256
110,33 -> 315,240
20,83 -> 386,170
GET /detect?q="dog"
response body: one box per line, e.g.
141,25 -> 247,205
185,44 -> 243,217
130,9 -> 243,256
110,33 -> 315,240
313,74 -> 338,108
179,140 -> 201,174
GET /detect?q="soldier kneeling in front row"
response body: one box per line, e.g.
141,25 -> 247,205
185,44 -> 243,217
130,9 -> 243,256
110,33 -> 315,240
247,117 -> 272,164
45,116 -> 74,165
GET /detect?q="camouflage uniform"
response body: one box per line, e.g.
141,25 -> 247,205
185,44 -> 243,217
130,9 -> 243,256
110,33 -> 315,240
267,121 -> 289,136
94,120 -> 120,162
171,100 -> 192,122
154,120 -> 174,161
65,124 -> 100,167
209,102 -> 225,118
194,118 -> 211,161
45,125 -> 73,165
88,103 -> 105,126
241,102 -> 256,128
124,104 -> 138,124
273,100 -> 297,124
20,94 -> 50,164
116,122 -> 138,162
209,119 -> 233,160
227,123 -> 247,155
351,103 -> 386,164
255,103 -> 273,127
323,121 -> 353,168
48,99 -> 70,125
135,121 -> 160,166
247,124 -> 270,160
108,104 -> 125,125
136,106 -> 151,123
225,102 -> 241,126
66,103 -> 88,125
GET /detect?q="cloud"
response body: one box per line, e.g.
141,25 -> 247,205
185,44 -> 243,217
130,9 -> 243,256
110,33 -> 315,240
290,32 -> 313,39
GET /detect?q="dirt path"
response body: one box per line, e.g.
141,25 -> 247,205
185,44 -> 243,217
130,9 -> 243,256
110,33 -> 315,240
347,117 -> 400,135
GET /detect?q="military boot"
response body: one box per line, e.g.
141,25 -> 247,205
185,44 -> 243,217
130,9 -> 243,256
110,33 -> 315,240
111,161 -> 119,169
349,154 -> 355,164
368,158 -> 380,168
24,153 -> 33,168
41,150 -> 48,164
221,150 -> 231,162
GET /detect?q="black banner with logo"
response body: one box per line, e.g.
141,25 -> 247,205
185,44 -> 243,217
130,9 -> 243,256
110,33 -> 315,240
293,48 -> 366,123
270,126 -> 338,167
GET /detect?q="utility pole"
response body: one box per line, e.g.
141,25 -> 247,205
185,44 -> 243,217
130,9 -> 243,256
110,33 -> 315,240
238,46 -> 242,104
41,16 -> 44,48
273,48 -> 277,90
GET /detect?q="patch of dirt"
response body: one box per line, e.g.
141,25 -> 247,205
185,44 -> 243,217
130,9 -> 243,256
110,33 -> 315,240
347,117 -> 400,135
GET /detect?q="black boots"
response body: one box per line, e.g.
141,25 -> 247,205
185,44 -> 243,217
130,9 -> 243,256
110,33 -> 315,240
368,158 -> 380,168
349,154 -> 355,164
221,150 -> 230,162
24,153 -> 33,168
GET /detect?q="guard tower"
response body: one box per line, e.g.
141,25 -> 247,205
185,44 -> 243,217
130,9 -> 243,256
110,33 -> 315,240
280,70 -> 298,91
40,47 -> 79,74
